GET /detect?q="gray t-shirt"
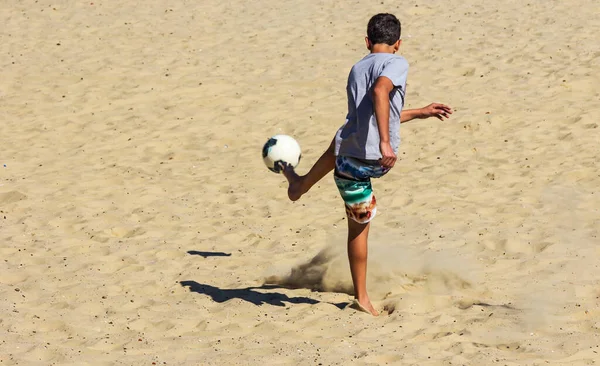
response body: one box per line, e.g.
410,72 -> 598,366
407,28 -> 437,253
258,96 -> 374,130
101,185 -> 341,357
334,53 -> 409,160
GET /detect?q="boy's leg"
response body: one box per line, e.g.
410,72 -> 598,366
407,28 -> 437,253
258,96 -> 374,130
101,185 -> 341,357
281,138 -> 335,201
347,219 -> 379,316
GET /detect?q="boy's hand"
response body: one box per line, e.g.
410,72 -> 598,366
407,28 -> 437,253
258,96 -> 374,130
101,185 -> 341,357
419,103 -> 453,120
379,141 -> 397,169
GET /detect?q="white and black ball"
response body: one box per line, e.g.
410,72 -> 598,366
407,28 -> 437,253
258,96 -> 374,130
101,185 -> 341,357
262,134 -> 302,173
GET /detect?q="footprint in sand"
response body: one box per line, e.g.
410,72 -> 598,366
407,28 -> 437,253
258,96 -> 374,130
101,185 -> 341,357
0,190 -> 27,204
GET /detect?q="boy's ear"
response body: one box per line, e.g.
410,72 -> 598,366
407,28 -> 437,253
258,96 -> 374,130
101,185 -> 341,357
394,39 -> 401,52
365,37 -> 372,50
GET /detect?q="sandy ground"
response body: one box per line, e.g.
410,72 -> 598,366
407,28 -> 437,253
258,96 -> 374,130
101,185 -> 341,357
1,0 -> 600,364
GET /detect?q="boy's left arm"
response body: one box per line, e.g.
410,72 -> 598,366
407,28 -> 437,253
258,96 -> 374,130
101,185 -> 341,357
401,103 -> 453,123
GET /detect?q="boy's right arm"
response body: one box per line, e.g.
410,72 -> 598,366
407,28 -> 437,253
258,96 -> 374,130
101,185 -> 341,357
372,76 -> 397,168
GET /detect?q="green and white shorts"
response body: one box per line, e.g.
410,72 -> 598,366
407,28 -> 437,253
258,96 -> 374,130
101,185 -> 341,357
334,156 -> 390,224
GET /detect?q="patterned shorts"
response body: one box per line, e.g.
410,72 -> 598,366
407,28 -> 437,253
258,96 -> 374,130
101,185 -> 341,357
334,156 -> 389,224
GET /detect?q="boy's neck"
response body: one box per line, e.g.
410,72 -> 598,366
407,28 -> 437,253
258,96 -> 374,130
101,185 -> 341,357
369,43 -> 397,54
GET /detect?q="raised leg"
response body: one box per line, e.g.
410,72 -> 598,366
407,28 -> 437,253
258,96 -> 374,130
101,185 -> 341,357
281,138 -> 335,201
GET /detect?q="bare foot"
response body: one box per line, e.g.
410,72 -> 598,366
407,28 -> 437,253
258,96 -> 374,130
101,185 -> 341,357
350,298 -> 379,316
279,162 -> 308,201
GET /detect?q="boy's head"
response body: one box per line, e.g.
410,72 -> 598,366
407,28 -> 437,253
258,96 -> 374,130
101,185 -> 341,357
366,13 -> 401,52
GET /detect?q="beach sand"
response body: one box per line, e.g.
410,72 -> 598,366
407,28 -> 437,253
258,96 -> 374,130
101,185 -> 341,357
1,0 -> 600,364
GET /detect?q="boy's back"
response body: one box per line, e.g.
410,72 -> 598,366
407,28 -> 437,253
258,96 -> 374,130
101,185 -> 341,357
335,53 -> 409,161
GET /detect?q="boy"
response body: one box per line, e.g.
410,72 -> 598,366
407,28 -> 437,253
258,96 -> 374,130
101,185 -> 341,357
281,13 -> 452,315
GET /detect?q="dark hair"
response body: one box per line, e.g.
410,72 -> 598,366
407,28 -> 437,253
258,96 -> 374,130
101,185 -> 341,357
367,13 -> 401,45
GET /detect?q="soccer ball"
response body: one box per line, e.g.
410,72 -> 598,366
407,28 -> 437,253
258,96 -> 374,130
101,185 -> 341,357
262,134 -> 302,173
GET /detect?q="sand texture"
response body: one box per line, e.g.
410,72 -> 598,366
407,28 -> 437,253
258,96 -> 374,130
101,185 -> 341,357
1,0 -> 600,364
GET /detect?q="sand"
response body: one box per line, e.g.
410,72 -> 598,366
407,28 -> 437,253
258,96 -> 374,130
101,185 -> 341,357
1,0 -> 600,364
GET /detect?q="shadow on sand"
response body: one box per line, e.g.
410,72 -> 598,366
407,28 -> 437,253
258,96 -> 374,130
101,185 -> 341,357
180,281 -> 347,309
187,250 -> 232,258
